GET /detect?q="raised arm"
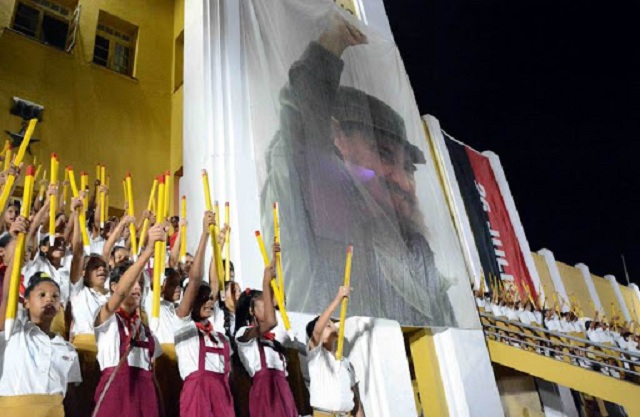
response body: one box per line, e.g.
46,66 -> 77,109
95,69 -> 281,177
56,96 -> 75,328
237,244 -> 279,342
27,184 -> 55,243
176,211 -> 213,318
101,215 -> 134,261
208,224 -> 227,293
69,195 -> 85,285
95,222 -> 165,327
0,216 -> 29,330
309,285 -> 350,349
168,218 -> 185,268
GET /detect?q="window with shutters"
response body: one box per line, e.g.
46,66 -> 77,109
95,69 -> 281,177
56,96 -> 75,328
92,11 -> 138,77
10,0 -> 79,51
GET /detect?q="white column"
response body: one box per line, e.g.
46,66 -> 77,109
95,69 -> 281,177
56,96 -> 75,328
344,318 -> 417,417
482,151 -> 544,300
538,249 -> 570,310
575,263 -> 603,315
432,329 -> 505,417
630,284 -> 640,320
605,275 -> 631,322
423,115 -> 483,288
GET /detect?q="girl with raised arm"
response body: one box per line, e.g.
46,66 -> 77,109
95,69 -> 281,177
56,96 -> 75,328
92,222 -> 166,417
235,242 -> 297,417
173,210 -> 234,416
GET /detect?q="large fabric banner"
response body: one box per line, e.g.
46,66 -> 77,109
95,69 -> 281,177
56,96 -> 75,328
445,136 -> 538,300
241,0 -> 478,328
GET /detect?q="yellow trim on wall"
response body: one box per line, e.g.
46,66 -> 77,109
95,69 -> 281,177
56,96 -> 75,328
487,339 -> 640,415
407,328 -> 449,417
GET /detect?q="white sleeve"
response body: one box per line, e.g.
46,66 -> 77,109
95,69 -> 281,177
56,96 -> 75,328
94,309 -> 115,334
68,351 -> 83,384
152,335 -> 164,359
70,279 -> 84,298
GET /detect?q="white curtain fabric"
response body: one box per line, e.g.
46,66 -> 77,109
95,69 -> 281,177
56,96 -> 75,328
239,0 -> 478,328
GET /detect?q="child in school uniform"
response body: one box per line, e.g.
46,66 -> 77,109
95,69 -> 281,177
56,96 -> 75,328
235,242 -> 298,417
306,285 -> 364,417
92,222 -> 166,417
173,210 -> 234,417
148,267 -> 182,417
0,216 -> 82,417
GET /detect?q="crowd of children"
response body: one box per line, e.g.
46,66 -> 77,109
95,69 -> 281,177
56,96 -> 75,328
475,283 -> 640,379
0,165 -> 366,417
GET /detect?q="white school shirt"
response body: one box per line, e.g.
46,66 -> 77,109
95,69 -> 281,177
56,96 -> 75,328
23,256 -> 72,307
505,308 -> 519,321
518,311 -> 536,326
94,313 -> 163,370
545,317 -> 561,332
475,297 -> 486,309
307,345 -> 356,413
143,290 -> 177,344
173,316 -> 232,379
90,236 -> 106,256
70,281 -> 109,337
533,311 -> 543,325
490,303 -> 502,317
235,326 -> 287,377
212,303 -> 235,336
155,301 -> 177,344
0,316 -> 82,396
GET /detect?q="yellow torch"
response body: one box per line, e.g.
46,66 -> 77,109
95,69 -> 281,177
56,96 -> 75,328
48,153 -> 59,246
179,196 -> 187,263
67,167 -> 91,255
62,167 -> 69,210
3,146 -> 12,172
336,244 -> 354,360
80,171 -> 88,209
99,165 -> 106,229
165,171 -> 172,218
213,201 -> 223,290
0,118 -> 37,210
151,176 -> 165,333
273,202 -> 285,296
4,165 -> 36,340
254,230 -> 291,330
125,173 -> 138,260
138,178 -> 158,252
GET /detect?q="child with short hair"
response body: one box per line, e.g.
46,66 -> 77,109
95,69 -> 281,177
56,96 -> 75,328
306,286 -> 364,417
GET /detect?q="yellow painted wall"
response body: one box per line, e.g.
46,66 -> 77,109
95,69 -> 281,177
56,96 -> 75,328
556,261 -> 595,318
170,0 -> 183,206
620,285 -> 640,323
592,275 -> 621,319
0,0 -> 174,215
532,253 -> 556,303
493,364 -> 545,417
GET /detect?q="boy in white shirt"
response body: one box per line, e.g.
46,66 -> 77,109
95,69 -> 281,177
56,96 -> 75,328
306,286 -> 364,417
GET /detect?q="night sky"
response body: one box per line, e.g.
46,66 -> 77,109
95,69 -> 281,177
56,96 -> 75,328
385,1 -> 640,285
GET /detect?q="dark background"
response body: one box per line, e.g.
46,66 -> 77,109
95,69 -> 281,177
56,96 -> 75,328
385,1 -> 640,285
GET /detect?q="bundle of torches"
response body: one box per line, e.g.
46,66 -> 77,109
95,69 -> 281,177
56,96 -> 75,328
1,118 -> 354,359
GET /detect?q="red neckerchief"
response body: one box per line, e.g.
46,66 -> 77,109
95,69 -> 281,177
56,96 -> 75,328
263,332 -> 276,341
195,320 -> 213,336
116,308 -> 141,343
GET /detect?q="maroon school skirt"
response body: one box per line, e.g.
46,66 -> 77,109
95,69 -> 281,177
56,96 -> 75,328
249,368 -> 298,417
180,370 -> 234,417
93,366 -> 159,417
